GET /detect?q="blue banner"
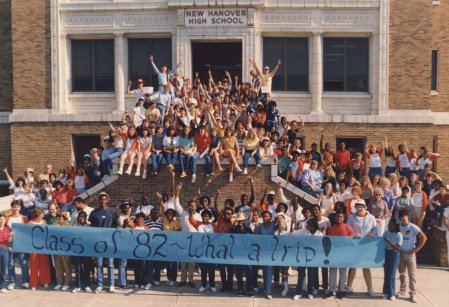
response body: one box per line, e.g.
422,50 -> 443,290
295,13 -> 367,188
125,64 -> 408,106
12,224 -> 385,268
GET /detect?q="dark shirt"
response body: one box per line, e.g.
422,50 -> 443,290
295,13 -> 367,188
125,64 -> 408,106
231,225 -> 253,234
88,207 -> 117,228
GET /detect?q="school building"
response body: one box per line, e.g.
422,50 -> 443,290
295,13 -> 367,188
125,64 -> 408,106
1,0 -> 449,192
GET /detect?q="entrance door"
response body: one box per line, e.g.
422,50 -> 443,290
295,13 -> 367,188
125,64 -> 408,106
191,41 -> 242,84
336,137 -> 366,159
72,135 -> 101,166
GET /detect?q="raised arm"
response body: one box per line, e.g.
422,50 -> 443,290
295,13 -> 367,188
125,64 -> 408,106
249,59 -> 261,76
270,59 -> 282,76
149,55 -> 160,74
249,177 -> 256,206
214,188 -> 222,215
259,187 -> 268,206
2,167 -> 15,187
277,182 -> 288,204
127,80 -> 133,95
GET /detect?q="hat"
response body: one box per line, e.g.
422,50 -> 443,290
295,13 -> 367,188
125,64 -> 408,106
234,211 -> 247,221
261,137 -> 271,142
26,167 -> 34,173
137,79 -> 144,83
264,66 -> 270,70
103,135 -> 111,141
292,150 -> 301,156
138,97 -> 145,101
267,191 -> 275,196
273,212 -> 291,222
98,192 -> 110,200
83,154 -> 91,160
120,200 -> 131,208
355,202 -> 366,208
256,101 -> 264,107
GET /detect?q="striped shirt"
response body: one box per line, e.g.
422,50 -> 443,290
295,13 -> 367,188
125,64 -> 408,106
144,218 -> 163,230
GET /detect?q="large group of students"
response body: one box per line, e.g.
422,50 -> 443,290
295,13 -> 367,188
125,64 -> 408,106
1,55 -> 449,303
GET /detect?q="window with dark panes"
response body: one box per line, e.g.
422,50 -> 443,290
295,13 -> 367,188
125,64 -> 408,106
431,49 -> 438,91
72,39 -> 114,92
128,38 -> 172,88
323,38 -> 369,92
263,37 -> 308,91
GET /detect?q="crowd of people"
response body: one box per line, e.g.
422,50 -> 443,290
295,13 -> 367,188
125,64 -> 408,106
1,55 -> 449,303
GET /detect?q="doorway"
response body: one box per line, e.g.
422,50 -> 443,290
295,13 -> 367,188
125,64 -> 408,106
72,135 -> 101,166
191,41 -> 242,84
335,137 -> 366,159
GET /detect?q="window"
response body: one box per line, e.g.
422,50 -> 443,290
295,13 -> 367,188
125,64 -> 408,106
431,49 -> 438,91
324,38 -> 369,92
71,39 -> 115,92
263,37 -> 308,91
128,38 -> 172,88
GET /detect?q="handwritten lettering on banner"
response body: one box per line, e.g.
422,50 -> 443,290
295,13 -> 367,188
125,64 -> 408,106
12,224 -> 385,268
185,9 -> 248,26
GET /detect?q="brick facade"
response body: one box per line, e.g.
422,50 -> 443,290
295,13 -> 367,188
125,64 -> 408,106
0,124 -> 12,181
389,0 -> 433,110
431,1 -> 449,112
11,0 -> 51,109
0,0 -> 13,111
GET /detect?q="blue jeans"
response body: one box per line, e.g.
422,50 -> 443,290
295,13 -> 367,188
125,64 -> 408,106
192,152 -> 212,175
72,256 -> 90,289
262,266 -> 273,294
179,153 -> 191,173
400,167 -> 410,178
145,260 -> 161,284
219,264 -> 234,290
151,152 -> 164,172
118,258 -> 127,287
8,252 -> 29,285
303,186 -> 324,197
163,152 -> 178,167
297,267 -> 318,295
97,257 -> 114,287
200,263 -> 216,288
0,247 -> 8,290
235,265 -> 253,292
243,150 -> 261,168
106,148 -> 124,171
385,166 -> 397,178
383,249 -> 400,298
368,167 -> 383,182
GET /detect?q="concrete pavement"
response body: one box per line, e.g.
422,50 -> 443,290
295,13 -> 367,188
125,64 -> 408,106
1,266 -> 448,307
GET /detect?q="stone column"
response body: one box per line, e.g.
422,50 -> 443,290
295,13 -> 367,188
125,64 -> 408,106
114,33 -> 125,112
58,34 -> 68,113
310,32 -> 323,114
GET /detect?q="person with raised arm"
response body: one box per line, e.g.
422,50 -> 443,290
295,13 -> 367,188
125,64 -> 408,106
249,58 -> 281,95
149,54 -> 182,92
235,177 -> 256,223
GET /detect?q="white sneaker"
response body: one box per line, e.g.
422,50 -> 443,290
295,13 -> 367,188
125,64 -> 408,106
243,168 -> 248,175
84,286 -> 92,293
117,169 -> 123,175
167,280 -> 175,286
180,172 -> 187,178
293,294 -> 300,300
256,164 -> 262,169
7,284 -> 14,290
389,296 -> 396,301
43,284 -> 49,288
125,168 -> 132,175
22,283 -> 29,289
345,286 -> 353,293
135,170 -> 140,177
134,284 -> 139,288
0,288 -> 7,293
210,287 -> 217,293
253,287 -> 259,292
308,294 -> 314,299
153,281 -> 160,286
54,285 -> 62,290
282,287 -> 289,296
144,283 -> 152,290
198,286 -> 208,292
62,285 -> 70,291
229,172 -> 233,182
140,285 -> 145,289
109,285 -> 116,293
31,287 -> 36,291
142,170 -> 147,179
192,174 -> 196,183
72,288 -> 81,293
95,287 -> 103,294
368,289 -> 376,298
234,165 -> 243,173
410,295 -> 418,303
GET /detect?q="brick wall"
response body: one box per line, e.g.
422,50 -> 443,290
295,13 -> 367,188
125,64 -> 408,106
431,1 -> 449,112
0,124 -> 12,181
11,0 -> 51,109
0,0 -> 13,111
85,165 -> 294,209
389,0 -> 433,110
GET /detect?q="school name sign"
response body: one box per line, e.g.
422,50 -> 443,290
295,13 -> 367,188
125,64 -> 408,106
12,224 -> 384,268
185,9 -> 248,26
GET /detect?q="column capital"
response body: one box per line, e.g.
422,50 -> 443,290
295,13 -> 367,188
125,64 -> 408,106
113,32 -> 125,38
312,31 -> 323,36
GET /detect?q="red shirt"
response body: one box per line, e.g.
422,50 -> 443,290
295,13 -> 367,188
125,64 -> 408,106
334,150 -> 351,171
328,223 -> 354,237
216,214 -> 233,233
66,188 -> 78,203
194,133 -> 211,153
52,188 -> 68,204
0,226 -> 11,246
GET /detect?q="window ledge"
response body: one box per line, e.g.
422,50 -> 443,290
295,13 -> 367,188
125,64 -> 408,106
322,92 -> 372,99
270,92 -> 311,98
69,92 -> 116,98
433,0 -> 440,6
431,90 -> 439,96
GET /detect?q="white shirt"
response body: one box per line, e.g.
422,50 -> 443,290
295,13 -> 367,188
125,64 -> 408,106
135,204 -> 154,217
398,153 -> 410,168
70,206 -> 94,225
174,198 -> 201,232
367,152 -> 382,168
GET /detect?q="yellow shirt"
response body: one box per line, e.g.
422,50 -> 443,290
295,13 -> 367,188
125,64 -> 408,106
243,136 -> 260,151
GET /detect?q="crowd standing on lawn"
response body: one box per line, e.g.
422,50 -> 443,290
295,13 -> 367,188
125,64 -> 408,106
1,55 -> 448,304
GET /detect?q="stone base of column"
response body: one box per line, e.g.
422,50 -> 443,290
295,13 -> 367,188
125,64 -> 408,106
309,109 -> 325,115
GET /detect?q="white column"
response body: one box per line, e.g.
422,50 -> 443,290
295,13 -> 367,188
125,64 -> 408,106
114,33 -> 125,112
310,32 -> 323,114
58,34 -> 68,113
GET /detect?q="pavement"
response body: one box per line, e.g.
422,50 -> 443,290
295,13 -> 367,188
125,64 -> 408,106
1,265 -> 448,307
